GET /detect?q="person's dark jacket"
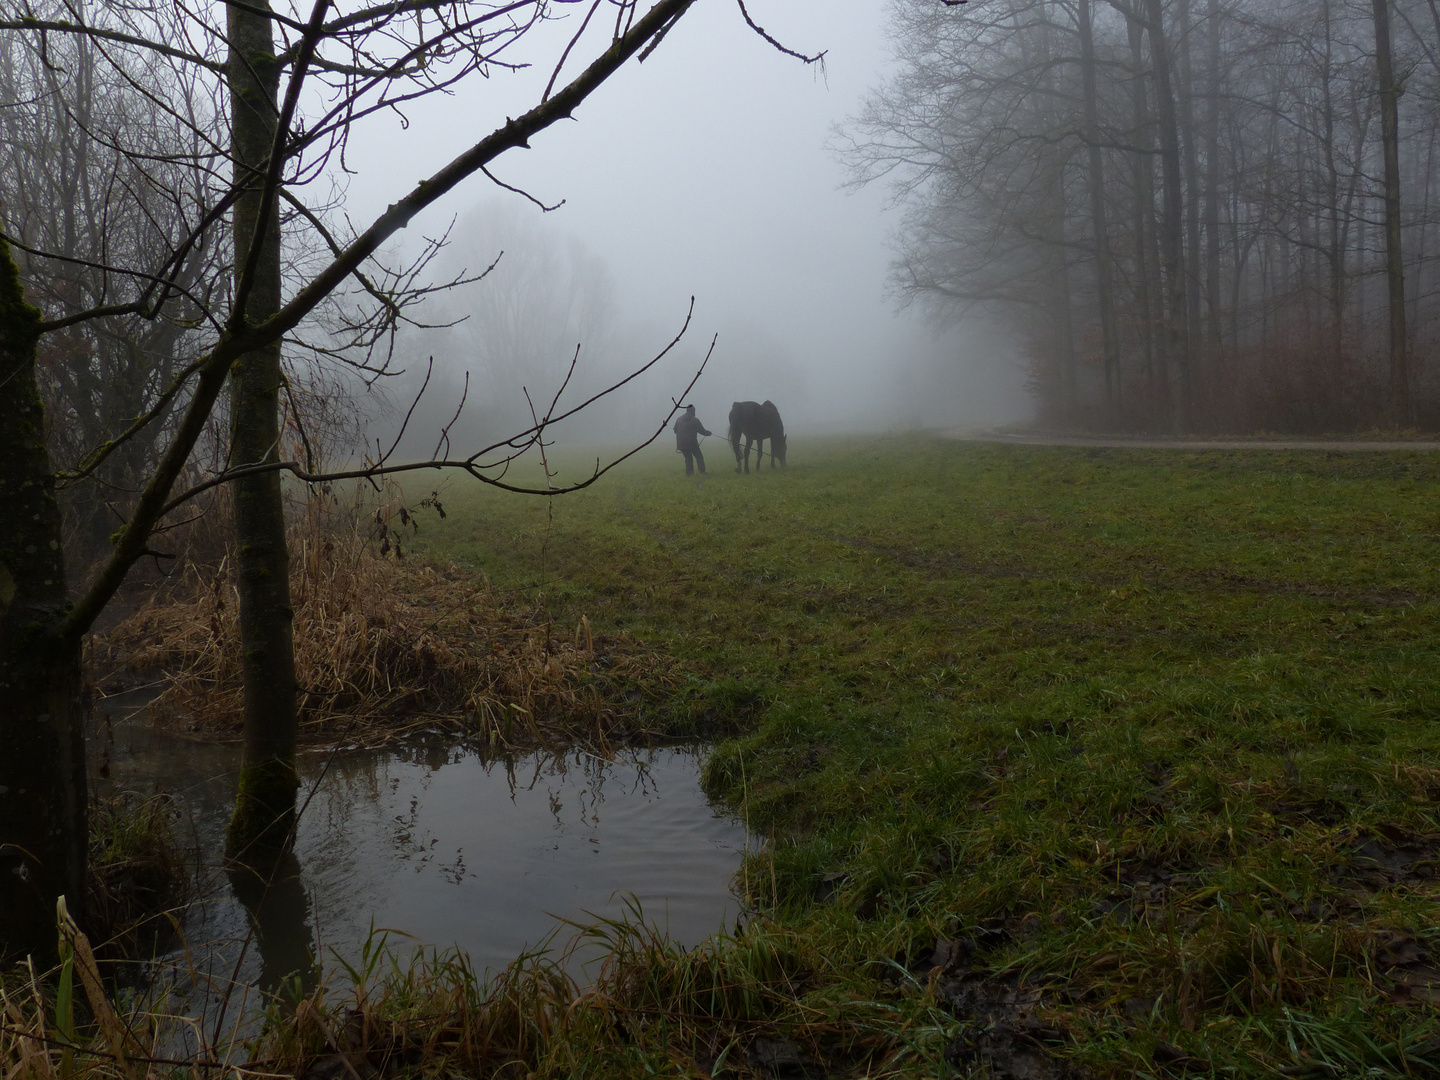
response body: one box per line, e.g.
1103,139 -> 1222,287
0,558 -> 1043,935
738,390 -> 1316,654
674,411 -> 711,450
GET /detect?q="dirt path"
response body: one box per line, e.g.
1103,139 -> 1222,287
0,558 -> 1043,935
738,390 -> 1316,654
942,428 -> 1440,451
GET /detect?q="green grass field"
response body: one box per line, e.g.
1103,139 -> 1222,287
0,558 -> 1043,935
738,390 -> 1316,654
413,434 -> 1440,1077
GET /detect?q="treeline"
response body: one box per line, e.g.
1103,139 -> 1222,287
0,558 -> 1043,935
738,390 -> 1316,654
844,0 -> 1440,433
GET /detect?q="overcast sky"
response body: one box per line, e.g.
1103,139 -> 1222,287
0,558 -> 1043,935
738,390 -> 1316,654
341,0 -> 1029,438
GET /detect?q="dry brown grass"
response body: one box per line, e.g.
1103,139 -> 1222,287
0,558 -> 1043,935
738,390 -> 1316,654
96,509 -> 682,751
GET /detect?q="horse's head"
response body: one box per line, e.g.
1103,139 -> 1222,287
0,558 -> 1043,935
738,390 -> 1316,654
772,431 -> 787,466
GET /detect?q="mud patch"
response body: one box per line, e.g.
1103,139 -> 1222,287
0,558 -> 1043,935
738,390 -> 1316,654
1089,860 -> 1200,926
904,936 -> 1083,1080
745,1036 -> 825,1078
1338,824 -> 1440,891
1371,930 -> 1440,1006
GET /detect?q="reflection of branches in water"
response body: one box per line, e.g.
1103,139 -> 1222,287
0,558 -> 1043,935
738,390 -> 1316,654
487,746 -> 683,828
306,749 -> 457,873
279,744 -> 706,886
86,711 -> 319,1047
122,746 -> 353,1049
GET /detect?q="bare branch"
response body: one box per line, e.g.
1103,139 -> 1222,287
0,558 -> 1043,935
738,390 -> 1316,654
157,298 -> 706,513
0,17 -> 226,72
734,0 -> 826,66
252,0 -> 700,351
480,164 -> 565,212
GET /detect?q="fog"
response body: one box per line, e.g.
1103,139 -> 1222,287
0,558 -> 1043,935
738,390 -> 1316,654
353,0 -> 1031,457
9,0 -> 1440,508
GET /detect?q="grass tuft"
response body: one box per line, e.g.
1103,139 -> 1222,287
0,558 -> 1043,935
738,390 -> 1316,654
85,792 -> 190,960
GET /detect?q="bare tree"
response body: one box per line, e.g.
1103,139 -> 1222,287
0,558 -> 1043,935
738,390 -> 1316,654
1,0 -> 823,962
1079,0 -> 1121,409
840,1 -> 1095,422
0,27 -> 224,563
1372,0 -> 1409,420
400,204 -> 621,445
1142,0 -> 1191,429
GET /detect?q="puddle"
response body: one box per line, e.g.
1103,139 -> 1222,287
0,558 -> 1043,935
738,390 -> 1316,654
94,702 -> 752,993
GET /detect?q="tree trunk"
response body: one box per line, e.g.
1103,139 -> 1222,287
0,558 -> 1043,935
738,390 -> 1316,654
1372,0 -> 1408,423
1320,0 -> 1346,375
1177,0 -> 1204,422
1145,0 -> 1192,431
1036,14 -> 1077,420
1079,0 -> 1121,413
1127,10 -> 1164,424
1203,0 -> 1223,394
0,233 -> 87,964
223,0 -> 300,868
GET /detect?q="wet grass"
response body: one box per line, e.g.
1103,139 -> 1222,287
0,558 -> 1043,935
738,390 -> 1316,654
85,793 -> 191,959
405,435 -> 1440,1076
14,436 -> 1438,1077
4,907 -> 915,1080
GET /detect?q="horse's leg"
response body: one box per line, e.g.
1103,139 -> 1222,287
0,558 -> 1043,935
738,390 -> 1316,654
744,436 -> 753,474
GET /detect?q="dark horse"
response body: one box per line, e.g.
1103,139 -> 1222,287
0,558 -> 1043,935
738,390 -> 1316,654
728,400 -> 787,473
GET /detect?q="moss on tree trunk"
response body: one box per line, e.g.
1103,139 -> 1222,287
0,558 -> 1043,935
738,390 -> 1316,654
225,753 -> 300,865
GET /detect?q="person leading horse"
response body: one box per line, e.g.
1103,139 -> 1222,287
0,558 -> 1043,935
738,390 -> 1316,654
673,404 -> 712,475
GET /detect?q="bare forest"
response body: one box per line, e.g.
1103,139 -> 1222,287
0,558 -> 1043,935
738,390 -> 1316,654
843,0 -> 1440,433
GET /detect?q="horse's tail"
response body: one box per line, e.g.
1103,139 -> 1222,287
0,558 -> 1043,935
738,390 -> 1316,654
727,403 -> 742,455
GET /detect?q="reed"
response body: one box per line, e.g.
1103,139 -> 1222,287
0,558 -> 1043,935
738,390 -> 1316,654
98,496 -> 681,751
2,906 -> 924,1080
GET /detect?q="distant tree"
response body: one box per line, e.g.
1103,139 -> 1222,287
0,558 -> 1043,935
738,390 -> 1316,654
0,28 -> 224,564
1078,0 -> 1121,410
1371,0 -> 1408,421
1140,0 -> 1192,429
393,204 -> 622,453
842,0 -> 1440,433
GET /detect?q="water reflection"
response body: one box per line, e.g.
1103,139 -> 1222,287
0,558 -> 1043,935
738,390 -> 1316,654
227,855 -> 319,996
94,707 -> 751,991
